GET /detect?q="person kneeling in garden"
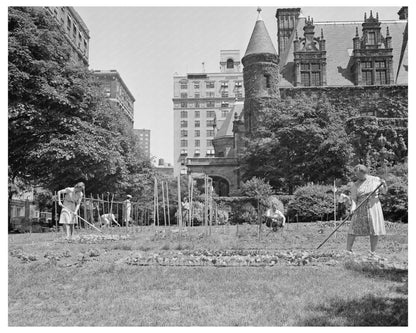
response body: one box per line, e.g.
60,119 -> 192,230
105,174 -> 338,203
57,182 -> 84,240
264,201 -> 286,231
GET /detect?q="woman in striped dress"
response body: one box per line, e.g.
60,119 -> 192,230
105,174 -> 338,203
347,165 -> 387,254
58,182 -> 85,239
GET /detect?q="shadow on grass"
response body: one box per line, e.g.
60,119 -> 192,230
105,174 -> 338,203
300,294 -> 408,326
344,260 -> 408,282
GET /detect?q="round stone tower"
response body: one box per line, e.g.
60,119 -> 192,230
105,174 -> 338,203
242,8 -> 280,134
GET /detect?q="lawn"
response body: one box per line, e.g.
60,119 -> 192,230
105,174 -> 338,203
8,223 -> 408,326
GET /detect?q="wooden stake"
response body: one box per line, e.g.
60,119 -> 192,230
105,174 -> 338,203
189,176 -> 194,227
177,174 -> 182,230
166,182 -> 171,227
161,181 -> 166,228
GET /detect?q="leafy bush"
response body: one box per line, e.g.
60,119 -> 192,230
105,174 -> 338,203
230,202 -> 258,225
375,163 -> 407,223
380,177 -> 408,223
287,185 -> 334,222
240,177 -> 273,206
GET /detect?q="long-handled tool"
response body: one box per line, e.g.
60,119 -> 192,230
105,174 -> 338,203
62,206 -> 102,233
316,182 -> 384,250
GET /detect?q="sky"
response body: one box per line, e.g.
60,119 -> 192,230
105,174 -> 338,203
74,6 -> 402,165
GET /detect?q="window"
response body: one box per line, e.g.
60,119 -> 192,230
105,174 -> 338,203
207,111 -> 216,118
195,140 -> 200,147
362,70 -> 373,85
221,91 -> 229,98
180,111 -> 188,118
226,59 -> 234,69
376,70 -> 387,84
194,93 -> 200,99
301,63 -> 309,71
195,101 -> 200,108
207,92 -> 215,98
311,72 -> 321,86
194,120 -> 200,128
181,130 -> 188,137
221,102 -> 229,108
311,63 -> 320,71
206,120 -> 215,127
368,32 -> 376,45
221,81 -> 229,88
375,61 -> 386,68
206,149 -> 215,156
180,83 -> 188,89
180,120 -> 188,128
207,140 -> 213,147
73,24 -> 77,38
207,130 -> 214,137
195,111 -> 200,118
221,110 -> 228,118
181,93 -> 187,99
195,130 -> 200,137
264,74 -> 271,88
363,61 -> 373,69
180,102 -> 187,108
207,101 -> 215,107
194,82 -> 200,89
194,149 -> 200,156
206,81 -> 215,89
180,140 -> 188,148
235,81 -> 242,88
301,72 -> 310,86
236,92 -> 243,98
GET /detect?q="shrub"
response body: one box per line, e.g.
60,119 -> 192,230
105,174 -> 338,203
380,177 -> 408,223
240,177 -> 273,206
287,184 -> 334,222
230,202 -> 258,225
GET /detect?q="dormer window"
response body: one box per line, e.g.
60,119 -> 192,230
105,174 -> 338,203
226,58 -> 234,69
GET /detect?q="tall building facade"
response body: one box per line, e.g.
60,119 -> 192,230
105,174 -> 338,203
45,6 -> 90,67
172,50 -> 244,175
134,129 -> 151,159
93,70 -> 135,127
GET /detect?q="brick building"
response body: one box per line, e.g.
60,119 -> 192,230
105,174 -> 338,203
93,70 -> 135,127
45,6 -> 90,67
134,128 -> 151,159
186,7 -> 408,196
172,50 -> 244,176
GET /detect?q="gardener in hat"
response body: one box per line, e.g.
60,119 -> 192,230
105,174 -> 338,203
123,194 -> 133,227
57,182 -> 85,240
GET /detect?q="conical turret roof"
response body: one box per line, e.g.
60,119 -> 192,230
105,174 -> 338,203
244,9 -> 277,57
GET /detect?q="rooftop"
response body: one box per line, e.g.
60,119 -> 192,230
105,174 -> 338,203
280,18 -> 408,87
244,11 -> 277,58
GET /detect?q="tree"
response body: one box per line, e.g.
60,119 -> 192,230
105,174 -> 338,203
241,94 -> 353,194
8,7 -> 151,195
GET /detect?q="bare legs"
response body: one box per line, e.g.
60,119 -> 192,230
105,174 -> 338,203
64,224 -> 75,239
346,234 -> 379,253
346,234 -> 355,252
370,235 -> 379,252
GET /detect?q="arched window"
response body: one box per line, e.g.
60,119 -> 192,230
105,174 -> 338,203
226,58 -> 234,69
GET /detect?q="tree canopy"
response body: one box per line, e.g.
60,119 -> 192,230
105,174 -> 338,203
241,95 -> 353,194
8,7 -> 151,195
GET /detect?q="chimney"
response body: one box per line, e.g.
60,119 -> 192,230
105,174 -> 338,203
276,8 -> 301,55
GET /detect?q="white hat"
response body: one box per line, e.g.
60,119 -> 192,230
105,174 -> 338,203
126,194 -> 132,199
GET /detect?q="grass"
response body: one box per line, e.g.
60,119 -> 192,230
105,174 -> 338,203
8,223 -> 408,326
